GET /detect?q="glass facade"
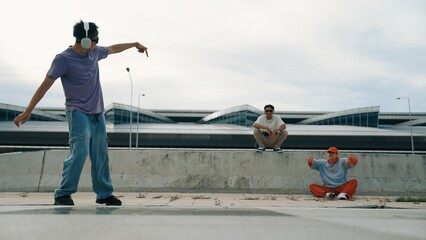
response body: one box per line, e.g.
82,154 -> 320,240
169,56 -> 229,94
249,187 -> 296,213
201,110 -> 260,127
105,109 -> 174,124
310,112 -> 379,127
0,109 -> 63,122
198,105 -> 262,127
3,103 -> 414,129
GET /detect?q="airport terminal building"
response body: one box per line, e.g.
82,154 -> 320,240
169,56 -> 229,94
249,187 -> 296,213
1,102 -> 425,152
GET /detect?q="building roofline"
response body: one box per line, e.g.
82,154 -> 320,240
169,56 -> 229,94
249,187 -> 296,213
198,104 -> 262,123
298,106 -> 380,125
0,103 -> 66,121
105,103 -> 175,123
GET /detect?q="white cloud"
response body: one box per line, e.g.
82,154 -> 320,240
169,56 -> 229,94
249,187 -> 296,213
0,0 -> 425,113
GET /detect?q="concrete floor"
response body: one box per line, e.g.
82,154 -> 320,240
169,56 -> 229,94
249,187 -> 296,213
0,192 -> 425,240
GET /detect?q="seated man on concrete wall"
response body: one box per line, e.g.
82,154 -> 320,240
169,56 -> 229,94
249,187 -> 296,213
253,104 -> 288,152
307,147 -> 358,200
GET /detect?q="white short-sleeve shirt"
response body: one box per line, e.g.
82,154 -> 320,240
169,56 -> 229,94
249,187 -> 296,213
254,115 -> 285,131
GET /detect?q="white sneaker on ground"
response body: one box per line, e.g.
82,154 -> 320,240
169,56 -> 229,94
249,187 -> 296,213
337,193 -> 348,200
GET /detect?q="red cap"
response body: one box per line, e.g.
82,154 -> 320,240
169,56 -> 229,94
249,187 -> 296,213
327,147 -> 338,154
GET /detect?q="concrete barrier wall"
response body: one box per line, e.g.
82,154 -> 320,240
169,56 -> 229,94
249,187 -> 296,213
1,149 -> 425,195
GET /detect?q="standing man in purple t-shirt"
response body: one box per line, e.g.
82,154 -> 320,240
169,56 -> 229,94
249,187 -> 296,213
14,20 -> 148,206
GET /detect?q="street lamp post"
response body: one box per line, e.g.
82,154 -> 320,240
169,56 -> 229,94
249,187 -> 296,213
127,67 -> 133,149
396,97 -> 414,155
136,93 -> 145,150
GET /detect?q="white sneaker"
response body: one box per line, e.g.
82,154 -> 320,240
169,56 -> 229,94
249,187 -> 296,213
273,148 -> 283,153
256,147 -> 265,152
337,193 -> 348,200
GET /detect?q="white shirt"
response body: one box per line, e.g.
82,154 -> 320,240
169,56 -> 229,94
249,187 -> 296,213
254,115 -> 285,131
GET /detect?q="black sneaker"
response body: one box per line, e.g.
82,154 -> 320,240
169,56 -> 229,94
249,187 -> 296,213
96,195 -> 122,206
325,192 -> 336,199
54,195 -> 74,205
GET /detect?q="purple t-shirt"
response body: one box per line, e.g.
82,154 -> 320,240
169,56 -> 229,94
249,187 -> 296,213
47,46 -> 109,114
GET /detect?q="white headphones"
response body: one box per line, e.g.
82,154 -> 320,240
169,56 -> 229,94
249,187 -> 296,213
80,21 -> 91,49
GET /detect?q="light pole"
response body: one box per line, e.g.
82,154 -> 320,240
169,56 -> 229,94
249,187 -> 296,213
127,67 -> 133,149
396,97 -> 414,155
136,93 -> 145,149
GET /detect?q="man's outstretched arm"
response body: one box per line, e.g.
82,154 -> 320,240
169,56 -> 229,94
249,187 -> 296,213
107,42 -> 148,56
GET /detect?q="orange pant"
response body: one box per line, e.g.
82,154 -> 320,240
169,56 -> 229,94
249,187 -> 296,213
309,179 -> 358,199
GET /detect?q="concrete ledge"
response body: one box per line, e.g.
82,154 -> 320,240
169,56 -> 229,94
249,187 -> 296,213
1,149 -> 425,195
0,151 -> 45,192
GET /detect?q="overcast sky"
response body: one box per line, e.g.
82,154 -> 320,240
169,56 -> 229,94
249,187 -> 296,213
1,0 -> 425,113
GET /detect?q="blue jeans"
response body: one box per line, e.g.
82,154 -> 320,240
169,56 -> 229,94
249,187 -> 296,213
54,111 -> 114,199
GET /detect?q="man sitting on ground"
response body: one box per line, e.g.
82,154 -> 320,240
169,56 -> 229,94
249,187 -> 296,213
307,147 -> 358,200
